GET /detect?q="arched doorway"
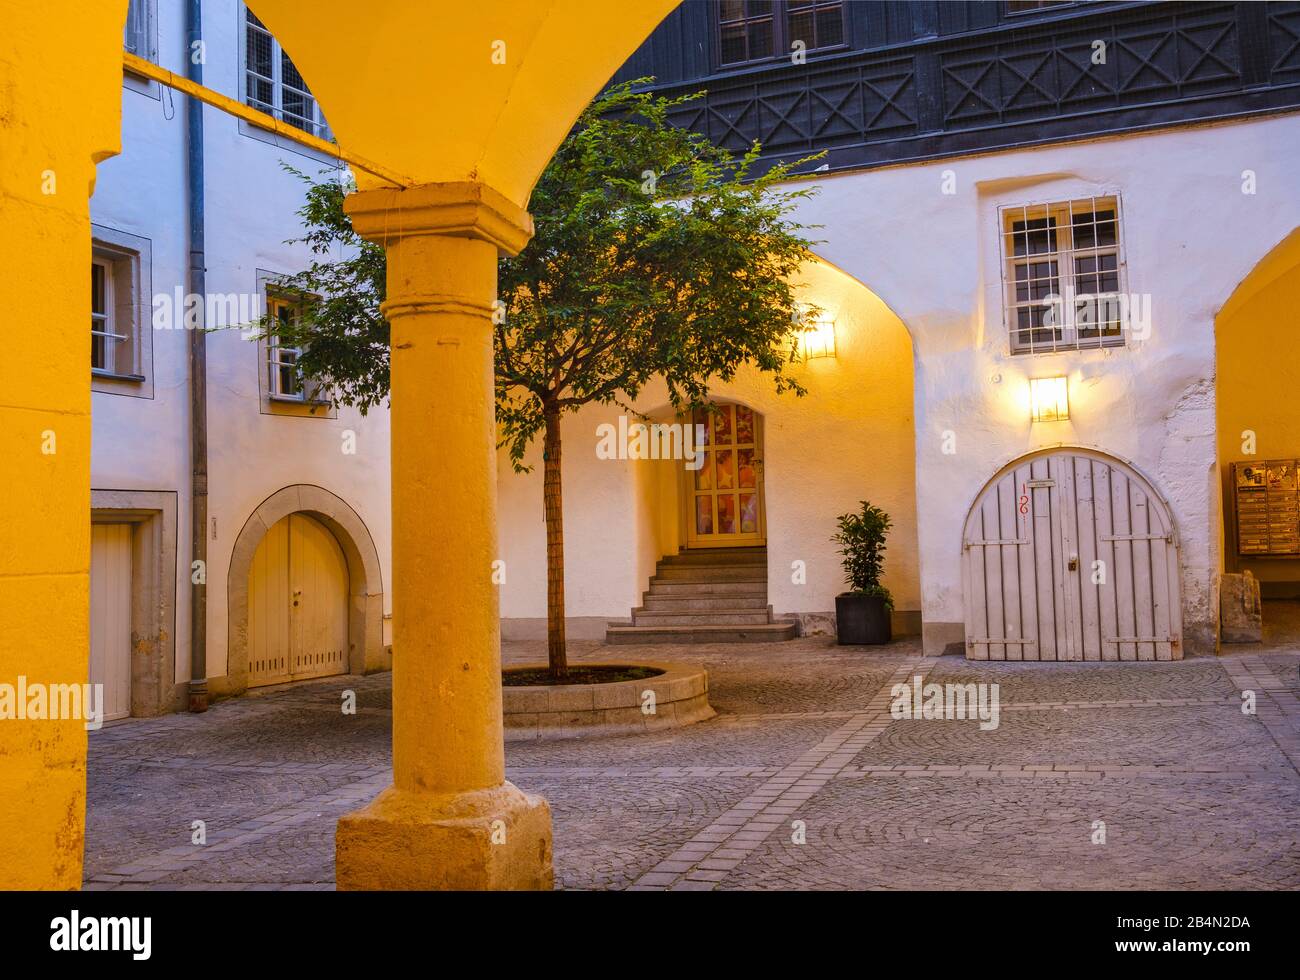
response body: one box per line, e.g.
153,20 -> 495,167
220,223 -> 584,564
962,448 -> 1182,661
1216,227 -> 1300,643
227,485 -> 385,695
685,402 -> 766,548
248,513 -> 349,687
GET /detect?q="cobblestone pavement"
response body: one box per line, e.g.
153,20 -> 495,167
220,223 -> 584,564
84,635 -> 1300,890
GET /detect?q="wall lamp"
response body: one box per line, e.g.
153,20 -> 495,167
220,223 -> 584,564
1029,375 -> 1069,423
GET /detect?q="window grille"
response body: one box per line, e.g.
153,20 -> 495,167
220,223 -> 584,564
999,195 -> 1127,355
244,8 -> 330,138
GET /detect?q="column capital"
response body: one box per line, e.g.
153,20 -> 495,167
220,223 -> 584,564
344,181 -> 534,256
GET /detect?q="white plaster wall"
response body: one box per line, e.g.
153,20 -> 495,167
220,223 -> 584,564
496,402 -> 647,624
495,257 -> 921,630
790,112 -> 1300,653
90,0 -> 393,686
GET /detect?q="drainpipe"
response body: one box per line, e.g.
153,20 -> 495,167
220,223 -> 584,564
187,0 -> 209,712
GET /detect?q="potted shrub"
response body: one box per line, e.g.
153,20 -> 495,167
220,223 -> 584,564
832,501 -> 894,645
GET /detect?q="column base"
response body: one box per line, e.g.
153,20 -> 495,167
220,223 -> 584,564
335,782 -> 553,890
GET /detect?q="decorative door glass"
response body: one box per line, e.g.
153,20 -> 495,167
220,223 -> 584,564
691,404 -> 764,544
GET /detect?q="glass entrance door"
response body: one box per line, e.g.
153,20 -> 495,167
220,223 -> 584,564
687,403 -> 765,547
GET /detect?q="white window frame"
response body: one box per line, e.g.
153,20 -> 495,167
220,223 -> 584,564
91,258 -> 123,375
999,195 -> 1127,355
266,294 -> 307,401
241,6 -> 331,139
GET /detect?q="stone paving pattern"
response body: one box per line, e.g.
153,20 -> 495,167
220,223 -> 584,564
84,610 -> 1300,890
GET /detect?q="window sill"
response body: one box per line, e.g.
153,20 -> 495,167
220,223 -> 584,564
263,395 -> 337,419
122,65 -> 161,101
92,369 -> 147,383
717,42 -> 850,73
238,117 -> 341,168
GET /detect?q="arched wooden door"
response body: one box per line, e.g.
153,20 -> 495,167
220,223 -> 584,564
248,513 -> 350,686
962,449 -> 1182,661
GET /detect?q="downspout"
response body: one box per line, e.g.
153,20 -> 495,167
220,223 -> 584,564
187,0 -> 209,712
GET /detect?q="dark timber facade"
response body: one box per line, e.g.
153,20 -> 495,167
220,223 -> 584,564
612,1 -> 1300,174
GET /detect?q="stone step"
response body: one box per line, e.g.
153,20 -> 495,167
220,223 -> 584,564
632,608 -> 772,626
641,593 -> 769,611
646,580 -> 769,596
660,549 -> 767,567
652,566 -> 768,583
605,621 -> 799,645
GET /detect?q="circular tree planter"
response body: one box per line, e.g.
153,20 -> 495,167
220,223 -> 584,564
502,662 -> 714,741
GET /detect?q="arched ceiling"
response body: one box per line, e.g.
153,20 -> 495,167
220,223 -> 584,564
246,0 -> 679,204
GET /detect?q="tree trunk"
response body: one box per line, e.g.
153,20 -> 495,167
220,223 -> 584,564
543,406 -> 567,679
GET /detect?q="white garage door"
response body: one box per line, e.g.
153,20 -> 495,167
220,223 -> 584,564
248,513 -> 349,687
90,523 -> 133,721
962,449 -> 1182,661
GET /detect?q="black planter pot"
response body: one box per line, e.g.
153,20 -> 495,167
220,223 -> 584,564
835,592 -> 892,645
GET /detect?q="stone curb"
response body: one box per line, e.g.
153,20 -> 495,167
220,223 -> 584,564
503,662 -> 714,740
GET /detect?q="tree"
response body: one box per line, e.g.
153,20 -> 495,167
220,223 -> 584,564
265,81 -> 823,679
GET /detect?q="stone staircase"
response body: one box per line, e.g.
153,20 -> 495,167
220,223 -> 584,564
605,546 -> 798,645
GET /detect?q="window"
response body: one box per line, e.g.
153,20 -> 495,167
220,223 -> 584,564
244,8 -> 330,138
718,0 -> 845,67
91,227 -> 153,395
256,274 -> 333,417
999,196 -> 1126,354
266,295 -> 306,400
124,0 -> 153,58
91,259 -> 119,373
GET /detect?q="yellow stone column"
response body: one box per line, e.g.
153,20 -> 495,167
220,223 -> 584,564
0,0 -> 126,889
335,182 -> 552,890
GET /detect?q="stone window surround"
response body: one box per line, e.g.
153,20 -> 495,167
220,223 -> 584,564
254,270 -> 338,418
90,490 -> 180,717
91,224 -> 155,399
123,0 -> 161,99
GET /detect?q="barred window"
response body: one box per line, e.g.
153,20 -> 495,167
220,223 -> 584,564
244,8 -> 330,138
1000,196 -> 1127,355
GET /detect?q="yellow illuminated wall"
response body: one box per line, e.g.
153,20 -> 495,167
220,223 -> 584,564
1216,230 -> 1300,588
0,0 -> 127,888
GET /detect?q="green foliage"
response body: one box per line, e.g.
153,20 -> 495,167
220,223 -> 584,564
259,166 -> 389,413
832,501 -> 893,608
261,80 -> 825,465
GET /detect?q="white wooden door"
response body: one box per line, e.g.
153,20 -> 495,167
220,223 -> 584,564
90,523 -> 133,721
249,513 -> 349,687
962,450 -> 1182,662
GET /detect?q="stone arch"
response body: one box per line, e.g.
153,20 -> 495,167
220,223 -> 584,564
961,446 -> 1182,661
1215,226 -> 1300,585
226,484 -> 385,694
